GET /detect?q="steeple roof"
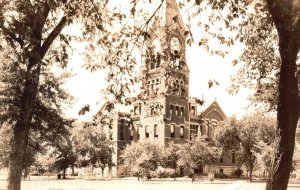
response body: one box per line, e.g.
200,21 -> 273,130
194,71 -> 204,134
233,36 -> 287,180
147,0 -> 189,73
149,0 -> 185,38
163,0 -> 185,36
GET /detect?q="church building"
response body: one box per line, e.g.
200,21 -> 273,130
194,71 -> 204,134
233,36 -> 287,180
100,0 -> 238,177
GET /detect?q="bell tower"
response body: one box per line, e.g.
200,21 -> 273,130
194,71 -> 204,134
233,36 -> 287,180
133,0 -> 190,145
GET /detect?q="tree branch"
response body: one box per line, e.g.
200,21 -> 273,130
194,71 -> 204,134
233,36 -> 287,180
0,27 -> 24,47
127,0 -> 165,60
41,16 -> 68,58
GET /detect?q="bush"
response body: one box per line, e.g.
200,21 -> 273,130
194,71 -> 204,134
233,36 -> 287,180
214,173 -> 228,179
154,168 -> 175,178
150,170 -> 159,179
231,169 -> 243,178
70,172 -> 78,176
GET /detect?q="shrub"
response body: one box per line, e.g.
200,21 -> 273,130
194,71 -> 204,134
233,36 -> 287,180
231,169 -> 243,178
150,170 -> 159,179
214,173 -> 228,179
155,168 -> 175,178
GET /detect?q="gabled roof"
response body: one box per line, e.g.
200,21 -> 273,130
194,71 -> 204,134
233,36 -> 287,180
201,100 -> 227,121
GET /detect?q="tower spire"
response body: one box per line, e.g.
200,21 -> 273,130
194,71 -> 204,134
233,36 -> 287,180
164,0 -> 185,36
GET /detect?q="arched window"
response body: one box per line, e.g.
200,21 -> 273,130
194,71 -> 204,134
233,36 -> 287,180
170,124 -> 175,137
145,125 -> 149,138
180,126 -> 184,138
154,124 -> 158,138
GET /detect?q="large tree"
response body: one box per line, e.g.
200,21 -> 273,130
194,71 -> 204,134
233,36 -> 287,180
215,114 -> 277,182
246,2 -> 299,189
0,0 -> 128,189
1,1 -> 299,190
49,134 -> 77,179
0,39 -> 74,181
177,136 -> 220,182
121,140 -> 163,180
73,123 -> 114,176
161,142 -> 181,180
176,1 -> 299,189
222,1 -> 299,189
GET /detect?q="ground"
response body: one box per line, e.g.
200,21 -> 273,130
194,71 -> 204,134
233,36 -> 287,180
0,175 -> 299,190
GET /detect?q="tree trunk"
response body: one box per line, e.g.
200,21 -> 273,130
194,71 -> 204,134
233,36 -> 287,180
191,169 -> 195,183
71,165 -> 75,176
249,165 -> 253,182
101,166 -> 105,176
23,168 -> 28,179
266,126 -> 297,190
7,51 -> 42,190
91,165 -> 94,175
174,166 -> 176,181
265,1 -> 300,190
63,168 -> 66,179
108,164 -> 112,178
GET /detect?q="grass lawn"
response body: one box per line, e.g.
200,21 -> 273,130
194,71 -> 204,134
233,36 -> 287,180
0,176 -> 299,190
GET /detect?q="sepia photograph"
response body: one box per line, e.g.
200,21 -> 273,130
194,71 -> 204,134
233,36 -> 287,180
0,0 -> 299,190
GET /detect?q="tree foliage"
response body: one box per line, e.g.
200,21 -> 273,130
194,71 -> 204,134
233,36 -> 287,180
121,140 -> 163,179
73,122 -> 114,176
48,133 -> 77,179
0,0 -> 127,188
1,0 -> 299,190
161,142 -> 181,180
177,136 -> 220,182
177,1 -> 299,189
0,124 -> 12,168
215,113 -> 277,182
0,39 -> 74,177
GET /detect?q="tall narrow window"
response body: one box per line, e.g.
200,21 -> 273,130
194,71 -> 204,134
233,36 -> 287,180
220,157 -> 223,163
180,107 -> 184,116
155,79 -> 160,92
147,81 -> 150,95
196,125 -> 199,135
150,107 -> 154,116
109,132 -> 113,140
150,61 -> 155,70
180,126 -> 184,138
109,119 -> 113,129
151,80 -> 155,91
130,127 -> 134,140
190,124 -> 198,140
134,105 -> 139,115
137,127 -> 140,140
207,121 -> 211,138
156,52 -> 161,68
145,125 -> 149,138
120,119 -> 124,140
191,106 -> 195,116
154,124 -> 158,138
170,105 -> 173,115
181,86 -> 185,96
175,106 -> 179,115
232,152 -> 236,164
200,125 -> 203,136
170,125 -> 175,138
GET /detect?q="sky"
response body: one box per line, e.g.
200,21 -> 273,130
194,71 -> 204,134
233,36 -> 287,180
57,0 -> 254,121
58,44 -> 253,121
